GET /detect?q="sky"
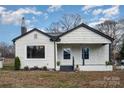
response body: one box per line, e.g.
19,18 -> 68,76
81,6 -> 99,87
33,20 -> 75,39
0,5 -> 124,44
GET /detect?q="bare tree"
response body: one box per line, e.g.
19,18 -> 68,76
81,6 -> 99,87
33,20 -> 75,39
96,20 -> 124,61
60,13 -> 82,31
0,42 -> 15,58
46,22 -> 61,33
46,13 -> 83,33
96,20 -> 118,37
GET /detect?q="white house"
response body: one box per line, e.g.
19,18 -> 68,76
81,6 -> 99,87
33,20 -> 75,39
13,19 -> 114,71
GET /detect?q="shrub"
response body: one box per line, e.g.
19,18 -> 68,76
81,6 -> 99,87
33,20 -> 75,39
30,67 -> 34,70
14,56 -> 21,70
39,67 -> 43,70
43,66 -> 47,71
76,64 -> 79,68
75,64 -> 79,71
57,61 -> 60,66
24,66 -> 29,71
30,66 -> 39,70
105,61 -> 112,65
33,66 -> 39,70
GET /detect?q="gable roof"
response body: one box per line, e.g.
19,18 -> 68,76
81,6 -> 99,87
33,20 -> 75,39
58,23 -> 114,41
12,23 -> 114,43
12,28 -> 53,42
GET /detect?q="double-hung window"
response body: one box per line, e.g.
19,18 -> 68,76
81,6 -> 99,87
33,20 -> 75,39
82,48 -> 89,59
63,48 -> 71,59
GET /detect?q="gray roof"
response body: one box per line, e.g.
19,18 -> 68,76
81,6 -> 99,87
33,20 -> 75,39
47,32 -> 63,36
12,23 -> 114,42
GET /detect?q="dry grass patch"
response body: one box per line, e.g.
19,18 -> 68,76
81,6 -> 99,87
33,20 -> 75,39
0,58 -> 123,88
0,71 -> 123,88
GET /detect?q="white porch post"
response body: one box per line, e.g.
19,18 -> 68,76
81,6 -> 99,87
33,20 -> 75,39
54,41 -> 56,70
56,43 -> 60,71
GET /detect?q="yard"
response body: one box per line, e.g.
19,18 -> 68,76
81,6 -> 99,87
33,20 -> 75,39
0,58 -> 123,88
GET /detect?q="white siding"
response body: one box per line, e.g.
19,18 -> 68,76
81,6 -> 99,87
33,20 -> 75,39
57,44 -> 109,66
14,26 -> 112,71
15,31 -> 54,69
58,27 -> 111,44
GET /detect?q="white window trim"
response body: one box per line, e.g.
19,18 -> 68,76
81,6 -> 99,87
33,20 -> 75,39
63,48 -> 71,60
25,44 -> 46,60
81,47 -> 90,60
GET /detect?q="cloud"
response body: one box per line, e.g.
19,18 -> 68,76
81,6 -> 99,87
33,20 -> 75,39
12,7 -> 42,15
83,5 -> 120,19
43,5 -> 62,20
82,5 -> 103,11
89,17 -> 109,27
90,5 -> 120,26
82,5 -> 97,11
47,5 -> 62,13
0,6 -> 6,13
92,9 -> 103,15
103,5 -> 120,17
92,6 -> 120,17
0,6 -> 42,25
82,5 -> 103,15
43,13 -> 48,20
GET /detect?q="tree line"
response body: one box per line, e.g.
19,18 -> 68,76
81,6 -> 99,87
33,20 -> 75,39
0,42 -> 14,58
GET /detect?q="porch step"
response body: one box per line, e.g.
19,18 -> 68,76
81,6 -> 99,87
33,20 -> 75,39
60,66 -> 73,71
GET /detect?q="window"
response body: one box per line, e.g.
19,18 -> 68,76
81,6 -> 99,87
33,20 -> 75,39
27,46 -> 45,58
63,48 -> 71,59
82,48 -> 89,59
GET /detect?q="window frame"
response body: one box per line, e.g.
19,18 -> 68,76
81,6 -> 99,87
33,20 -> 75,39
82,48 -> 89,59
26,45 -> 45,59
63,48 -> 71,60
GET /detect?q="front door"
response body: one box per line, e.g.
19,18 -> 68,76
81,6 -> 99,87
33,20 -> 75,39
60,48 -> 73,71
62,48 -> 72,65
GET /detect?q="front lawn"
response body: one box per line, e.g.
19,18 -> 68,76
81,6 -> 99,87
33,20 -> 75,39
0,58 -> 123,88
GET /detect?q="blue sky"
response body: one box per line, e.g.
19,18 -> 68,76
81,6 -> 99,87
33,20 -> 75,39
0,5 -> 124,44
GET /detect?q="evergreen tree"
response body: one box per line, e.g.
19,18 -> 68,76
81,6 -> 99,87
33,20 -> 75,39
15,56 -> 20,70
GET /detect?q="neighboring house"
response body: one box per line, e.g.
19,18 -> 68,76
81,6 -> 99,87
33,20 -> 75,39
0,52 -> 4,68
13,19 -> 114,71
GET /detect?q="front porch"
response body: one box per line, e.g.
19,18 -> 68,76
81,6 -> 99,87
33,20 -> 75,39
56,43 -> 112,71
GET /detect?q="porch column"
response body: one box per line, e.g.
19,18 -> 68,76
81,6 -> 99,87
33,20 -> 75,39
54,42 -> 58,70
54,41 -> 56,70
55,43 -> 58,69
82,48 -> 85,66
